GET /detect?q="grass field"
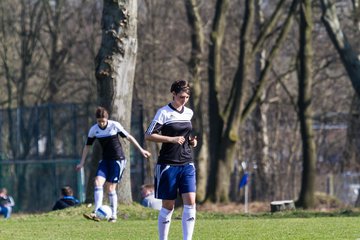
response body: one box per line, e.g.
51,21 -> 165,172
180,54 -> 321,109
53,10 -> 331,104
1,204 -> 360,240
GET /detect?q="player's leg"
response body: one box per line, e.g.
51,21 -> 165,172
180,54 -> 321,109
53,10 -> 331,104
159,200 -> 175,240
155,164 -> 178,240
181,193 -> 196,240
107,159 -> 127,222
0,206 -> 8,218
83,163 -> 106,221
94,160 -> 108,211
94,176 -> 106,210
179,163 -> 197,240
4,206 -> 12,219
107,182 -> 117,222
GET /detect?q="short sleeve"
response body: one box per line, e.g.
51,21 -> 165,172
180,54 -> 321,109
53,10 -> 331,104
86,125 -> 97,145
114,121 -> 129,138
145,109 -> 165,135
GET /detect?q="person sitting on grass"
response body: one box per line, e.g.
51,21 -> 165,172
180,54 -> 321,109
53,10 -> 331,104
52,186 -> 80,211
0,188 -> 15,219
141,184 -> 162,211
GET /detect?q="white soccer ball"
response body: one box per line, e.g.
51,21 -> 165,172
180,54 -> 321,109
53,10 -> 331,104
95,205 -> 112,220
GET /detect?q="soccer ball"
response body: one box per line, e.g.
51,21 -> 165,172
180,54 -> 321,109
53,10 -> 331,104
95,205 -> 112,220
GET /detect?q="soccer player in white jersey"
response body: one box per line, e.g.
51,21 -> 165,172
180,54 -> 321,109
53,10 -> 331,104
76,106 -> 151,222
145,80 -> 198,240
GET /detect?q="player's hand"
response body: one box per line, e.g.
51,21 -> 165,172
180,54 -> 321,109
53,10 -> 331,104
173,136 -> 185,145
75,163 -> 83,171
142,150 -> 151,159
189,136 -> 197,147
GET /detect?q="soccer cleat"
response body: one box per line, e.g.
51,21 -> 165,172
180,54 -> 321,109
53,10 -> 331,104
83,212 -> 100,222
108,217 -> 117,223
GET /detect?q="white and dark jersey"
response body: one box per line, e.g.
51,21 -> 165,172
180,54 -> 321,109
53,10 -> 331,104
86,120 -> 129,161
146,103 -> 194,165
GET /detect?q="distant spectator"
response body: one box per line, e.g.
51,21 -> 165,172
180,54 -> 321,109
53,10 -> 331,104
0,188 -> 15,219
52,186 -> 80,211
141,184 -> 162,210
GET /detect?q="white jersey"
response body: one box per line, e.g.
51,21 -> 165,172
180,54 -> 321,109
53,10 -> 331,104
145,103 -> 194,165
86,120 -> 129,160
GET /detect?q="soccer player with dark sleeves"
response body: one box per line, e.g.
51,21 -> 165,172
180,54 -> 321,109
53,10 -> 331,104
145,80 -> 198,240
76,106 -> 151,222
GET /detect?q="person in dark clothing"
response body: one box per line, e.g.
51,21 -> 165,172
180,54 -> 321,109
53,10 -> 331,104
0,188 -> 15,219
52,186 -> 80,211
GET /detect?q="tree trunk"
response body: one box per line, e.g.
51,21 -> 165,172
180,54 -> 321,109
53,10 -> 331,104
184,0 -> 208,203
206,0 -> 229,202
296,0 -> 316,209
207,0 -> 293,202
213,0 -> 255,203
95,0 -> 138,204
252,0 -> 269,202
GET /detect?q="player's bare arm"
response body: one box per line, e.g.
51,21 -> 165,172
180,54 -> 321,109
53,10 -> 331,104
127,135 -> 151,158
145,133 -> 185,145
76,145 -> 90,171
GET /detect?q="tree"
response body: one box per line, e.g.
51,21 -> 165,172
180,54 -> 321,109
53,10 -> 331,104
321,0 -> 360,96
41,0 -> 86,103
206,0 -> 230,203
94,0 -> 138,204
320,0 -> 360,174
296,0 -> 316,209
184,0 -> 208,202
207,0 -> 296,202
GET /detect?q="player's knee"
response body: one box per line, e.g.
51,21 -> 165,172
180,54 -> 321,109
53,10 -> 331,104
162,200 -> 175,210
94,176 -> 105,186
107,183 -> 117,192
183,204 -> 196,213
159,207 -> 173,219
183,204 -> 196,220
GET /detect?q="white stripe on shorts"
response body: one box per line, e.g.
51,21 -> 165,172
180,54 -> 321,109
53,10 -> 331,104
155,164 -> 170,198
116,159 -> 127,180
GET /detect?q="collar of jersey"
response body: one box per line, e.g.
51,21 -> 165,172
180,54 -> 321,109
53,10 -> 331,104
168,103 -> 184,113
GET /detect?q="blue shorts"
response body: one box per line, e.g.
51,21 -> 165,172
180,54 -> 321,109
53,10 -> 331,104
154,163 -> 196,200
96,159 -> 127,183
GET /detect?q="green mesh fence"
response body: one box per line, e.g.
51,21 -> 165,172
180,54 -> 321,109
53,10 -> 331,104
0,103 -> 147,213
0,159 -> 84,213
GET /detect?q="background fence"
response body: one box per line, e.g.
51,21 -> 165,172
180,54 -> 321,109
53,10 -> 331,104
0,103 -> 146,213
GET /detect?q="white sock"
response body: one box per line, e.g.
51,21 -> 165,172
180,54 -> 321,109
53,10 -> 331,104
108,190 -> 117,218
182,205 -> 196,240
158,207 -> 173,240
94,186 -> 103,211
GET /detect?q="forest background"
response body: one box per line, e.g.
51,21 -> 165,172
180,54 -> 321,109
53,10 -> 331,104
1,0 -> 360,213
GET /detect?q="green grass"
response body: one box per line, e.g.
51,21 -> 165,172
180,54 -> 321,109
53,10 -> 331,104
1,204 -> 360,240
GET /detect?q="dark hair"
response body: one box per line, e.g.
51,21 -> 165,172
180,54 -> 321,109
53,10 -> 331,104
95,106 -> 109,119
61,186 -> 73,196
170,80 -> 190,95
